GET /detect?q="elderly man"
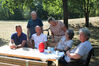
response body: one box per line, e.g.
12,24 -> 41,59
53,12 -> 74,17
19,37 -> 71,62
30,26 -> 47,49
59,28 -> 92,66
48,17 -> 66,43
9,25 -> 27,49
27,11 -> 43,41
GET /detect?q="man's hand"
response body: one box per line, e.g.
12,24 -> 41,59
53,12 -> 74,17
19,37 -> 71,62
66,51 -> 70,56
54,47 -> 57,51
10,44 -> 17,49
27,38 -> 29,41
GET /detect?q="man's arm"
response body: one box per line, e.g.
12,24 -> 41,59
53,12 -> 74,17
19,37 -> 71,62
29,38 -> 35,48
27,28 -> 30,41
16,40 -> 26,48
66,51 -> 81,59
51,31 -> 55,42
9,39 -> 15,46
61,26 -> 67,32
9,39 -> 17,49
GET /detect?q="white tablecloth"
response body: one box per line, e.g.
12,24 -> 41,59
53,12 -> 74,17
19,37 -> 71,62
0,45 -> 64,60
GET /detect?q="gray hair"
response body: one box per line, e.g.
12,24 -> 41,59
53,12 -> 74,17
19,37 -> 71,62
66,29 -> 74,39
35,25 -> 41,29
79,28 -> 91,40
31,11 -> 37,15
48,17 -> 56,23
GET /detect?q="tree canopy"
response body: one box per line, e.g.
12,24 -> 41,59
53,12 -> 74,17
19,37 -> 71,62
0,0 -> 99,27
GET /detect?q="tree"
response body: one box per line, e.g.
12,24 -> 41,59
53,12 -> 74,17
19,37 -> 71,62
79,0 -> 97,27
0,0 -> 98,20
1,0 -> 24,20
62,0 -> 68,28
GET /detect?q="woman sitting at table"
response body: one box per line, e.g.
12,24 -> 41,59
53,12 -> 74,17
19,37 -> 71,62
9,25 -> 27,49
30,26 -> 47,49
59,28 -> 92,66
55,29 -> 74,51
48,17 -> 67,43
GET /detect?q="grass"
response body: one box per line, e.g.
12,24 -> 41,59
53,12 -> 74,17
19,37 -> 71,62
0,17 -> 99,66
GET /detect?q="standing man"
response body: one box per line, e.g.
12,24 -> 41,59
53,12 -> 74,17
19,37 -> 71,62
27,11 -> 43,47
9,25 -> 27,49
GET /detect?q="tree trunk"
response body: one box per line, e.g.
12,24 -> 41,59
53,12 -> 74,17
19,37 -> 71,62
85,0 -> 89,27
62,0 -> 68,29
85,12 -> 89,27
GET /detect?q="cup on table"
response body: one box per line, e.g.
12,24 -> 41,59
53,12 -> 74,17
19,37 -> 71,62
47,47 -> 51,53
56,51 -> 59,55
50,47 -> 54,52
47,47 -> 51,51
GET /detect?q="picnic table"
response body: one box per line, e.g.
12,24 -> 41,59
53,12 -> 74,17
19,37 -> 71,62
0,45 -> 64,66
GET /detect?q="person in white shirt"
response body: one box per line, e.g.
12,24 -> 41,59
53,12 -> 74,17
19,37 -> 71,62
55,29 -> 74,51
59,28 -> 92,66
30,26 -> 47,49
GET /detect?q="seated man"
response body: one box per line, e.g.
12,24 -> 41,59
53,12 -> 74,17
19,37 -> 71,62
30,26 -> 47,49
59,28 -> 92,66
55,29 -> 74,51
9,25 -> 27,49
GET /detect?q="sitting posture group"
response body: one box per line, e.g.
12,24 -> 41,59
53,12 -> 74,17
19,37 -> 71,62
9,11 -> 92,66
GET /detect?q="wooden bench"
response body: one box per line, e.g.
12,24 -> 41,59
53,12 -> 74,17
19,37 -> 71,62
0,56 -> 47,66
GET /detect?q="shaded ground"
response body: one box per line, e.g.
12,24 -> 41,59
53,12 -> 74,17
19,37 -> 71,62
0,38 -> 8,47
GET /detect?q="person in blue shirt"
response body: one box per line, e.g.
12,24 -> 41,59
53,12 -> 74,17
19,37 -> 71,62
9,25 -> 27,49
27,11 -> 43,47
27,11 -> 43,40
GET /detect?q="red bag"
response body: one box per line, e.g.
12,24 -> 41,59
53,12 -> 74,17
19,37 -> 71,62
39,42 -> 45,52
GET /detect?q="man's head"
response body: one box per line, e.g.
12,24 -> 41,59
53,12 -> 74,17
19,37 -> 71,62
48,17 -> 56,26
79,28 -> 90,42
35,26 -> 42,34
15,25 -> 22,35
31,11 -> 37,20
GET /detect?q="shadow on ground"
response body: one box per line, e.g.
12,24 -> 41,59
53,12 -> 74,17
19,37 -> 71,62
89,49 -> 99,66
0,38 -> 8,47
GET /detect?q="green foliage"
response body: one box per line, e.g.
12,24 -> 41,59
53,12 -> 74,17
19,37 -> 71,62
0,0 -> 99,20
42,0 -> 63,19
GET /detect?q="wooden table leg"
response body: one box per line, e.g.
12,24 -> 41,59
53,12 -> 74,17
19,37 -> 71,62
26,60 -> 29,66
56,59 -> 59,66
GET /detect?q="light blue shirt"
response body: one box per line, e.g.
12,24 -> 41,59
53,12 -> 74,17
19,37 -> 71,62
57,36 -> 73,50
65,41 -> 92,62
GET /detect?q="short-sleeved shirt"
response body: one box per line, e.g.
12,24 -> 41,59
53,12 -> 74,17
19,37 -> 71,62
65,41 -> 92,62
11,32 -> 27,47
50,21 -> 65,36
57,36 -> 73,50
31,33 -> 47,49
27,18 -> 43,38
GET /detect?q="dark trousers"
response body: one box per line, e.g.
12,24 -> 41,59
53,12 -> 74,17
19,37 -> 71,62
59,56 -> 67,66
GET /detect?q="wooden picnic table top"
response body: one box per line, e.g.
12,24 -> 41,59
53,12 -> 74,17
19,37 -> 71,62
0,45 -> 64,61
